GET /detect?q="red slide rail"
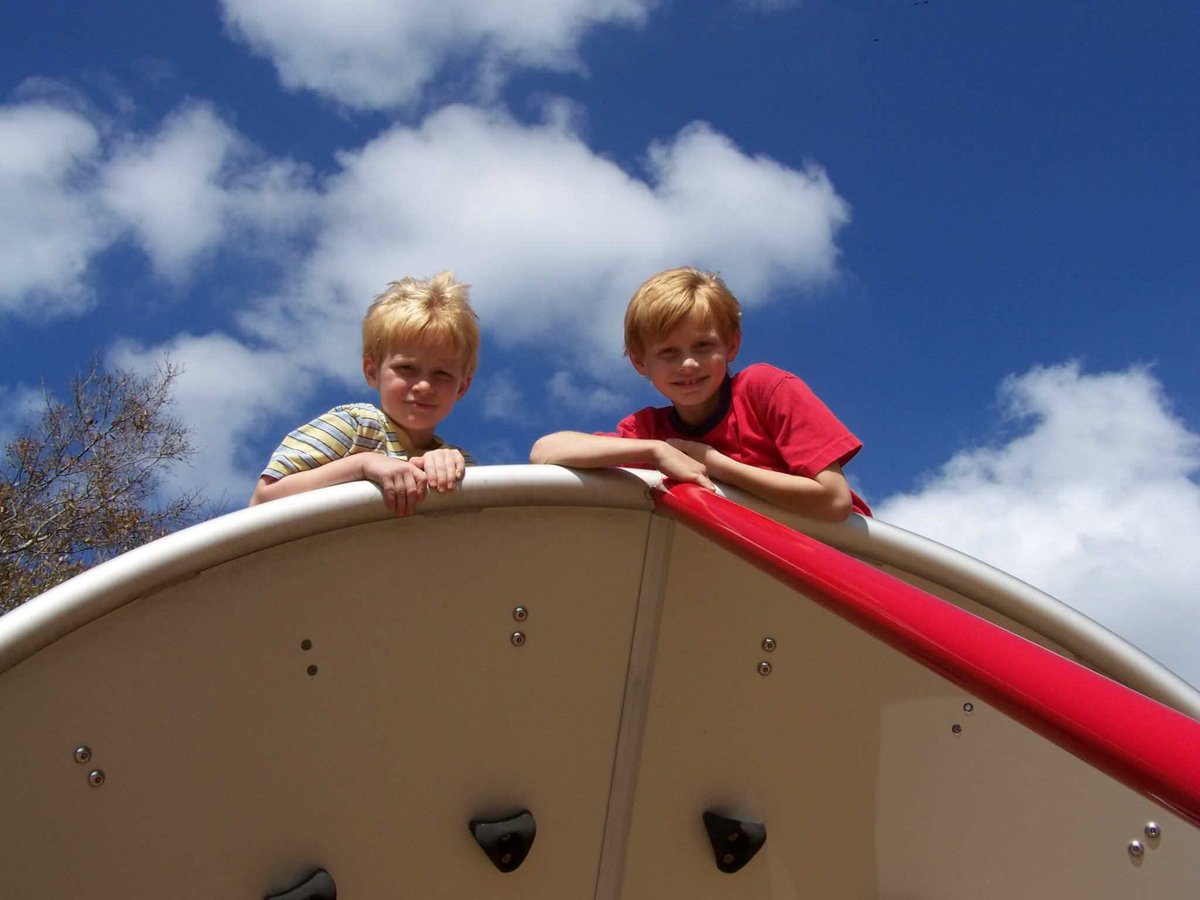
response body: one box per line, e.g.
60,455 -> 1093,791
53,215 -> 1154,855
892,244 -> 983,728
654,482 -> 1200,829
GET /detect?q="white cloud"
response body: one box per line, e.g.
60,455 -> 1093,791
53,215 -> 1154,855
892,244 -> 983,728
481,371 -> 529,422
100,103 -> 317,281
547,370 -> 627,416
877,363 -> 1200,688
241,105 -> 850,367
0,97 -> 318,311
220,0 -> 657,109
0,103 -> 110,318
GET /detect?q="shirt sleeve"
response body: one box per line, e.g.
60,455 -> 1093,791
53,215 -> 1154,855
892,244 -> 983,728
262,407 -> 366,480
761,373 -> 862,477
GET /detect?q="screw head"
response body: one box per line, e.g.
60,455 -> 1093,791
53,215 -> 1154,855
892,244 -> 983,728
1128,840 -> 1145,858
513,606 -> 528,622
511,631 -> 526,647
307,664 -> 318,676
758,660 -> 772,676
74,746 -> 92,764
300,639 -> 312,651
1145,822 -> 1161,839
963,702 -> 974,714
88,769 -> 106,787
951,723 -> 963,735
761,636 -> 776,652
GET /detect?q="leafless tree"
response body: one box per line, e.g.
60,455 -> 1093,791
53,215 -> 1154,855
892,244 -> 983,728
1,359 -> 206,612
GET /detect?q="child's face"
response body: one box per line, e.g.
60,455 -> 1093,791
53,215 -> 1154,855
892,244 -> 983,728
630,316 -> 740,426
363,338 -> 472,448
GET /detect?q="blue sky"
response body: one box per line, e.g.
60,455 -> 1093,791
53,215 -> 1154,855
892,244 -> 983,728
3,1 -> 1198,683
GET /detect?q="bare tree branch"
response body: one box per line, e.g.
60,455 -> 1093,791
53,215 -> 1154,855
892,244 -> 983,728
1,357 -> 209,611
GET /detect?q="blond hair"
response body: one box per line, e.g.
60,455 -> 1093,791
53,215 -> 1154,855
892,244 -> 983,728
623,267 -> 742,360
362,272 -> 480,376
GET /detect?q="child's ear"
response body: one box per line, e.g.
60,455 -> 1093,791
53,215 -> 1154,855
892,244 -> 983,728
456,373 -> 473,400
726,332 -> 742,362
362,355 -> 379,388
629,355 -> 649,377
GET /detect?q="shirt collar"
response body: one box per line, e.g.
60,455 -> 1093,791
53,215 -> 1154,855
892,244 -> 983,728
668,372 -> 733,438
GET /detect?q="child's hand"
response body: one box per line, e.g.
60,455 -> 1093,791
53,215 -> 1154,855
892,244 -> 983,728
411,448 -> 466,493
655,440 -> 716,491
360,455 -> 427,515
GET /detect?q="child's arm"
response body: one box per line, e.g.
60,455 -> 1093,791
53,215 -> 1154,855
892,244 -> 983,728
530,431 -> 716,491
666,438 -> 853,521
250,454 -> 429,515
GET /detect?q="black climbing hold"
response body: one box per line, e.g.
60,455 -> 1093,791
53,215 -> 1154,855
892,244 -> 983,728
264,867 -> 336,900
469,809 -> 537,873
702,810 -> 766,874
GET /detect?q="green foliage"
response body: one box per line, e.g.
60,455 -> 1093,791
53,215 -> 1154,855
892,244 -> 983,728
1,359 -> 206,612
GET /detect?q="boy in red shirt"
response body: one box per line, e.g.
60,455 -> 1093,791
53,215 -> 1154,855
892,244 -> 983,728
531,267 -> 870,521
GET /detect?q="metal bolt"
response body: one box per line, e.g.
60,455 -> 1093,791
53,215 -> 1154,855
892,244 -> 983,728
74,746 -> 92,764
307,664 -> 318,676
722,853 -> 735,865
88,769 -> 106,787
963,702 -> 974,714
513,606 -> 528,622
511,631 -> 526,647
951,723 -> 963,735
300,639 -> 312,651
1145,822 -> 1161,840
758,660 -> 772,676
1128,840 -> 1144,858
761,636 -> 776,652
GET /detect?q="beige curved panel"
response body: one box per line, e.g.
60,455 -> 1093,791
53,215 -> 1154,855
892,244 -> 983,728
1,467 -> 1197,898
0,506 -> 652,898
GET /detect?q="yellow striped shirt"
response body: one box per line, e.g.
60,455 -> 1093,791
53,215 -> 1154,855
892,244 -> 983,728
262,403 -> 474,480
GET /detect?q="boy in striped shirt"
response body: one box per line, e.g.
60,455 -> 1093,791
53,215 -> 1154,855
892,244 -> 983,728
251,272 -> 478,516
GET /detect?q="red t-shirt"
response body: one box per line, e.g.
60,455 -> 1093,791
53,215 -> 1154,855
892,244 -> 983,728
613,363 -> 871,516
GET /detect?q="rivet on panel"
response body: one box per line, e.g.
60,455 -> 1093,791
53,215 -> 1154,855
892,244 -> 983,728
74,746 -> 92,764
513,606 -> 528,622
1128,840 -> 1144,858
307,664 -> 319,676
761,636 -> 776,652
88,769 -> 106,787
1145,822 -> 1161,840
963,702 -> 974,714
511,631 -> 526,647
951,723 -> 963,735
758,660 -> 772,676
300,639 -> 312,651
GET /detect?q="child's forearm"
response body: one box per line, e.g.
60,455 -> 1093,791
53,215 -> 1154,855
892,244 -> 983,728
249,455 -> 369,505
531,431 -> 716,490
530,431 -> 665,468
707,457 -> 853,521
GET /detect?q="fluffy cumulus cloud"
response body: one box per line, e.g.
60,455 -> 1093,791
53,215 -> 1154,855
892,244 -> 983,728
101,102 -> 317,282
0,97 -> 318,314
220,0 -> 657,109
877,363 -> 1200,687
0,102 -> 110,317
243,105 -> 849,362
